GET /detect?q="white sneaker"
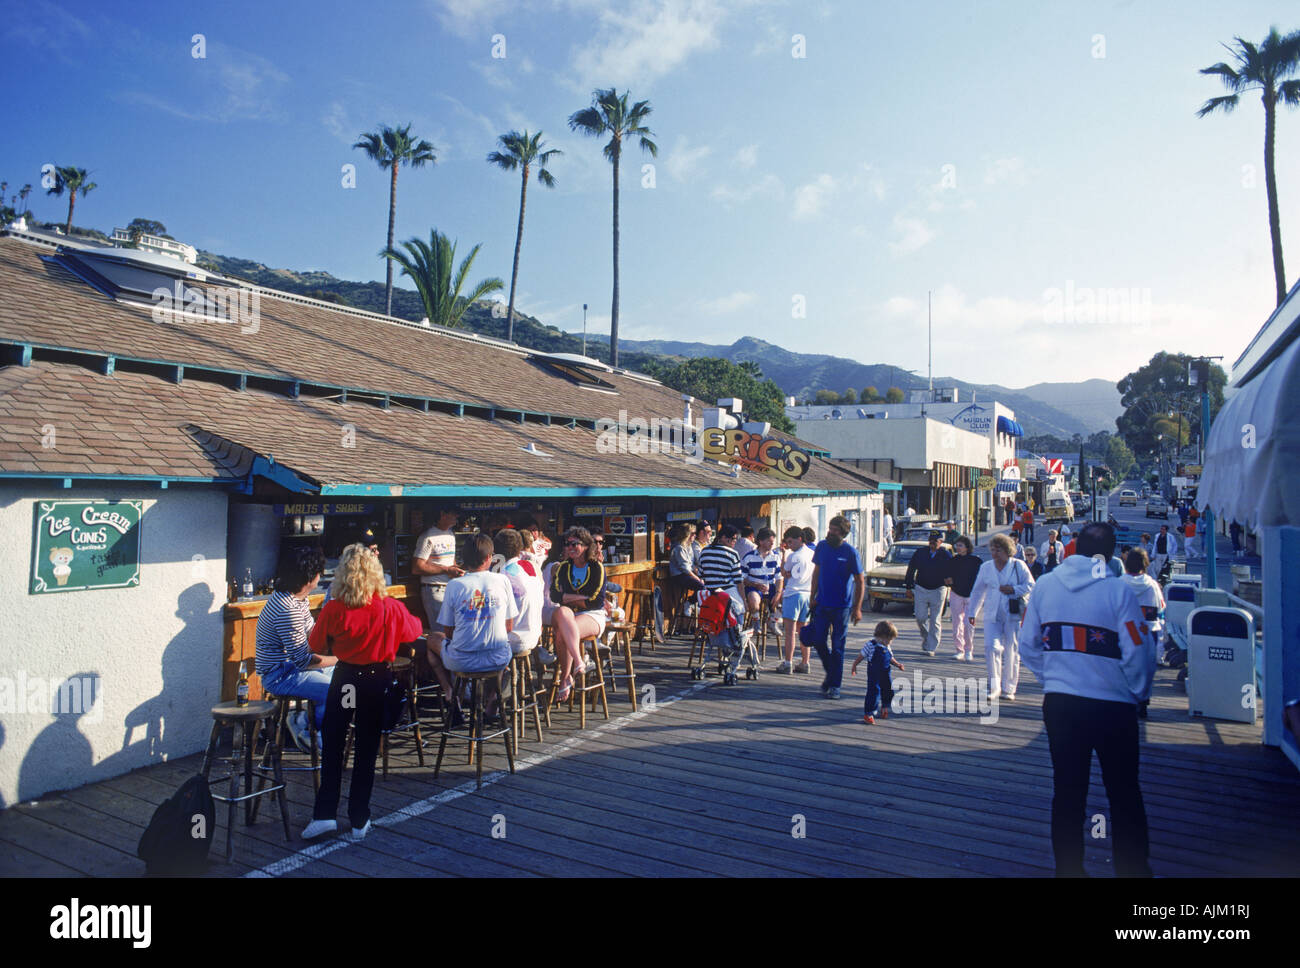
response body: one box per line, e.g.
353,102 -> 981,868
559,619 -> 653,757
302,819 -> 337,840
286,710 -> 311,752
775,660 -> 792,673
350,820 -> 372,842
794,661 -> 811,674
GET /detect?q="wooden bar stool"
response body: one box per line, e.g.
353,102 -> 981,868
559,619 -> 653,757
509,649 -> 546,755
546,637 -> 609,729
602,622 -> 639,710
624,587 -> 657,652
434,668 -> 515,791
251,693 -> 318,824
199,700 -> 290,861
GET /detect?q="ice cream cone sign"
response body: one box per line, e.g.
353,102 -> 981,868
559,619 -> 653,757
49,547 -> 74,586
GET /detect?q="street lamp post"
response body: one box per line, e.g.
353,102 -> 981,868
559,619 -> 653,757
581,303 -> 588,358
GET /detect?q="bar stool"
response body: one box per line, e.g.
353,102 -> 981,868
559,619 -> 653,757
623,587 -> 657,652
546,637 -> 609,729
602,622 -> 639,710
199,700 -> 291,861
257,693 -> 320,792
434,668 -> 515,791
509,648 -> 546,755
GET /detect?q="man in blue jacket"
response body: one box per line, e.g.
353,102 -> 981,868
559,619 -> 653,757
1018,522 -> 1155,877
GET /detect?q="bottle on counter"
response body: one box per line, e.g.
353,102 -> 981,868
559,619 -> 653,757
236,660 -> 249,706
241,567 -> 254,599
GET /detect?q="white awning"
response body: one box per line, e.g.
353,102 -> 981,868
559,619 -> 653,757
1197,330 -> 1300,530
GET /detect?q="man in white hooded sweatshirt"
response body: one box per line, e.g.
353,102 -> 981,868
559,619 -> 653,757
1018,522 -> 1155,877
967,534 -> 1035,701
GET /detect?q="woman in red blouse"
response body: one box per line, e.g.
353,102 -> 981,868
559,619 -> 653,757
302,544 -> 421,842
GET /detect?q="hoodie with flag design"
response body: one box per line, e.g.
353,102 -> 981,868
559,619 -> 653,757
1017,555 -> 1154,705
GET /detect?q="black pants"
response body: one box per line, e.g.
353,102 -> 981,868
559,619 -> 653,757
1023,523 -> 1035,543
315,661 -> 389,828
1042,692 -> 1151,877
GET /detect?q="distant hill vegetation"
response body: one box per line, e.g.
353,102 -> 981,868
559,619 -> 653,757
194,251 -> 1120,437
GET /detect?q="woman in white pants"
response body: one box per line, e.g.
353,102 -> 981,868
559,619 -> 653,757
945,536 -> 982,661
967,534 -> 1036,700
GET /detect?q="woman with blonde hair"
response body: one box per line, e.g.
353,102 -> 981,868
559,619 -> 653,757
303,543 -> 421,842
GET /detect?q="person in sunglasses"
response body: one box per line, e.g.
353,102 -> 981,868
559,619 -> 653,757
549,527 -> 606,702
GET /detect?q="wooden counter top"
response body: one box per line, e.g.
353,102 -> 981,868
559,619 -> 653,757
222,579 -> 417,620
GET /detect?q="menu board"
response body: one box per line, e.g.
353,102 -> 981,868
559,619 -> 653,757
31,500 -> 142,594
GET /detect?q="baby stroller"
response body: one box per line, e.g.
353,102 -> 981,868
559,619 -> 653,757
689,590 -> 759,685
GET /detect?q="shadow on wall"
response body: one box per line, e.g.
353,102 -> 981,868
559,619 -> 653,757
14,583 -> 218,803
16,672 -> 99,804
118,582 -> 216,761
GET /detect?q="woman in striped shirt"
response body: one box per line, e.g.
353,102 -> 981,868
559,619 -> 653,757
698,523 -> 746,621
254,545 -> 336,747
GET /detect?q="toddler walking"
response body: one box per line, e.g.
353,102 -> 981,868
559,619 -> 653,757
851,621 -> 904,724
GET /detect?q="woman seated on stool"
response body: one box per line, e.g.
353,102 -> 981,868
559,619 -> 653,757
303,544 -> 421,842
427,533 -> 519,725
549,526 -> 607,702
255,545 -> 337,752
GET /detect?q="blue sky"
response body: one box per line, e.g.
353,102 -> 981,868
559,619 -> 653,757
4,0 -> 1298,387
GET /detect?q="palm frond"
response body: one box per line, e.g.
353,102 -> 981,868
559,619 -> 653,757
1196,94 -> 1239,117
1280,78 -> 1300,106
568,107 -> 606,135
486,150 -> 519,170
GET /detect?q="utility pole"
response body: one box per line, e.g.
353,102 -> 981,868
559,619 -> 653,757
1189,357 -> 1223,587
581,303 -> 588,358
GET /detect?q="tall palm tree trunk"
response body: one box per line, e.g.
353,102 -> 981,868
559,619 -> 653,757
1263,95 -> 1288,306
507,164 -> 529,342
610,144 -> 621,368
386,163 -> 399,316
65,191 -> 76,235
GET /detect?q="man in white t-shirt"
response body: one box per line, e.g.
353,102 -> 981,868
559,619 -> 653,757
778,525 -> 816,674
495,528 -> 543,656
882,510 -> 894,547
414,507 -> 465,646
432,532 -> 518,724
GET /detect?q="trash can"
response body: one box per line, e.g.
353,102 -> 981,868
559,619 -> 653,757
979,508 -> 991,531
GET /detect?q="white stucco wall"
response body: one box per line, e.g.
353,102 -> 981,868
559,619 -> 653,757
771,491 -> 885,575
788,416 -> 990,470
0,483 -> 227,807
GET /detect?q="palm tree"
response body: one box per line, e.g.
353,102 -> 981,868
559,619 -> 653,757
568,88 -> 657,368
487,131 -> 561,344
383,230 -> 504,330
19,184 -> 31,213
1198,27 -> 1300,307
45,167 -> 98,235
353,124 -> 437,316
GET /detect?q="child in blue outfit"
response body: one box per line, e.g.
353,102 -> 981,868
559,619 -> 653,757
850,621 -> 904,724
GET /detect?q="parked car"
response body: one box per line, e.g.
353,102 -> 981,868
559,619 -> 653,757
867,540 -> 953,613
1119,489 -> 1138,506
1145,496 -> 1170,518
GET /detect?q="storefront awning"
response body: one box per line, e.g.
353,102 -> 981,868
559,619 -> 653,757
997,416 -> 1024,437
1198,329 -> 1300,530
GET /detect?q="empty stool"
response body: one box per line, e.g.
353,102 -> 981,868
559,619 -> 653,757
602,621 -> 639,710
434,668 -> 515,791
200,700 -> 290,861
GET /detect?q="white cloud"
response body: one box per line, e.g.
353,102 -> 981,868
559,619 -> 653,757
322,101 -> 349,142
734,144 -> 759,169
569,0 -> 728,89
792,173 -> 836,219
888,215 -> 934,254
984,156 -> 1027,186
432,0 -> 514,38
121,43 -> 288,122
665,135 -> 712,182
699,290 -> 758,314
469,59 -> 514,90
711,172 -> 783,204
858,164 -> 886,202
